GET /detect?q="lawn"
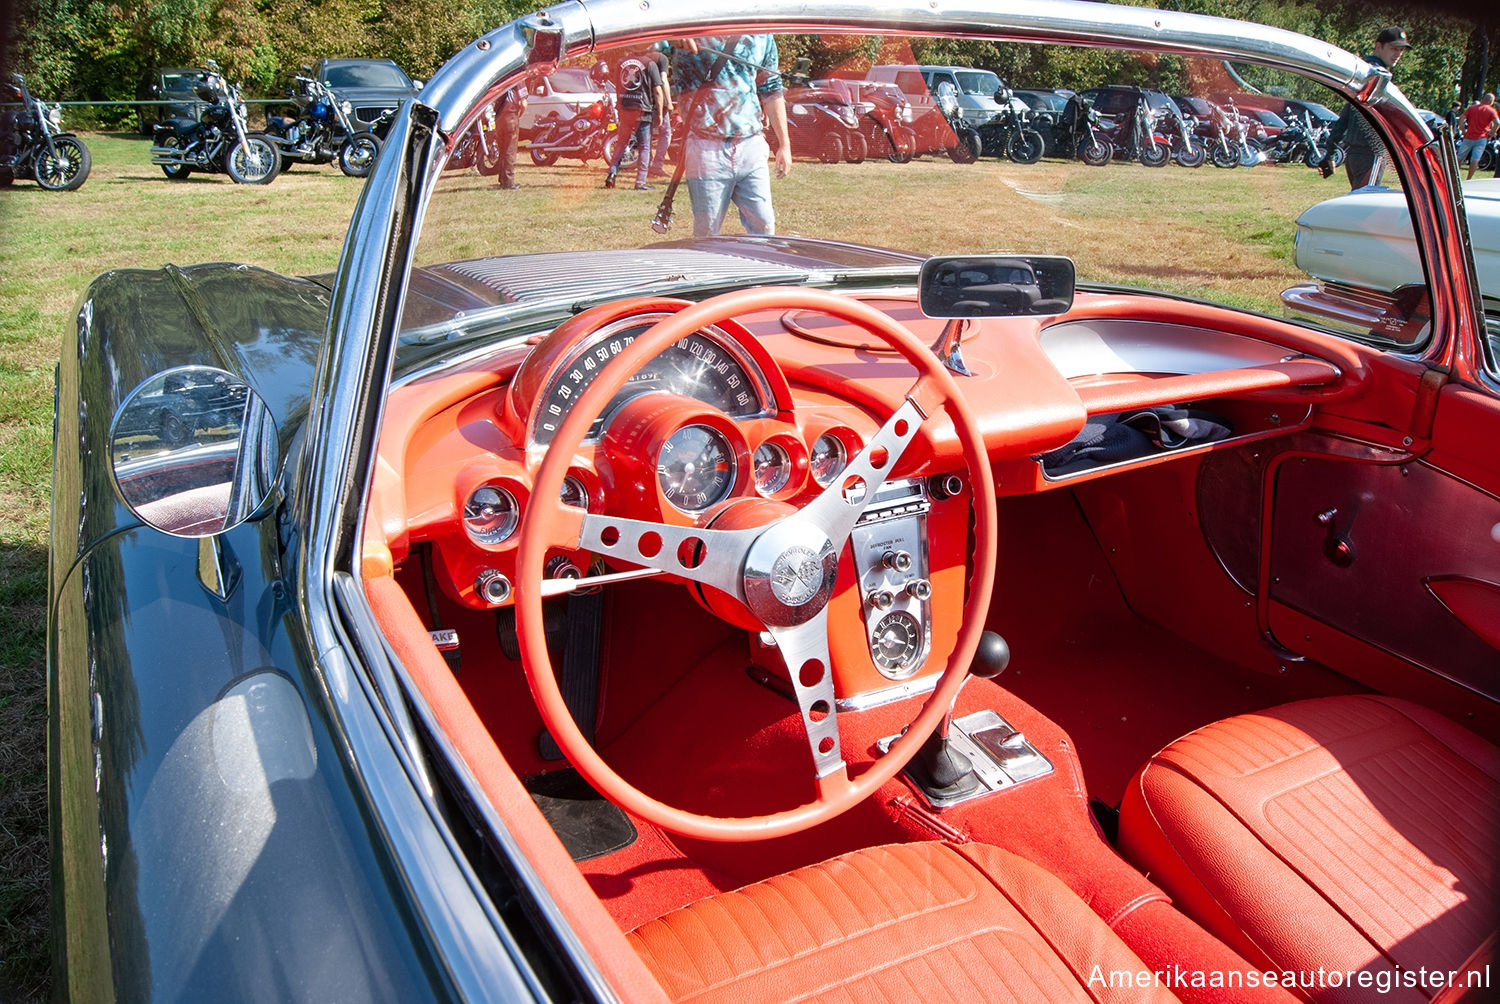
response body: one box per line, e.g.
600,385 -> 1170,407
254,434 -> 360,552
0,128 -> 1338,1002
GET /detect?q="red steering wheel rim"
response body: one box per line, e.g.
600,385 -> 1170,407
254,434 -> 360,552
515,286 -> 997,841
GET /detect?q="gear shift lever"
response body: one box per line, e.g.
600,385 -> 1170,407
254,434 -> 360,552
909,631 -> 1010,800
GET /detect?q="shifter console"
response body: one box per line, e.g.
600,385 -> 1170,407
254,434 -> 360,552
881,710 -> 1055,809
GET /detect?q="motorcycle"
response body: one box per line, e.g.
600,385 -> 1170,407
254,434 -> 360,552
264,71 -> 380,178
934,84 -> 981,164
1055,94 -> 1113,166
149,62 -> 280,184
526,96 -> 621,167
1206,100 -> 1267,169
0,74 -> 91,190
853,84 -> 918,164
1264,111 -> 1333,168
1107,97 -> 1171,167
1167,111 -> 1206,168
976,87 -> 1045,165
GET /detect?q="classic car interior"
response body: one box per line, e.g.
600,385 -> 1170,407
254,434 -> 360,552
344,29 -> 1499,1004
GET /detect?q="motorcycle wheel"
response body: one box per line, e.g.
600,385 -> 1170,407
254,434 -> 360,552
948,129 -> 980,164
1006,129 -> 1045,165
339,133 -> 381,178
1479,146 -> 1496,172
598,133 -> 622,168
818,134 -> 844,164
159,135 -> 192,180
225,135 -> 280,184
1209,143 -> 1239,169
845,131 -> 867,164
1078,136 -> 1112,167
1239,143 -> 1266,168
529,142 -> 559,167
1173,141 -> 1206,168
888,127 -> 916,163
1139,142 -> 1170,168
33,136 -> 92,191
1302,146 -> 1324,169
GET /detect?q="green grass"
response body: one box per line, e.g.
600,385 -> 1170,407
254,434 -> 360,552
0,129 -> 1348,1002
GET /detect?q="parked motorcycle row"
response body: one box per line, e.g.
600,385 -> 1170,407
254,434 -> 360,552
963,90 -> 1341,171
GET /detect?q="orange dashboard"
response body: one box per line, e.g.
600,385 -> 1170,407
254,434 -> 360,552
362,289 -> 1362,702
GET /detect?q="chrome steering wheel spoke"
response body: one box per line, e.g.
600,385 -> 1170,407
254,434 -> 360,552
765,611 -> 846,780
578,512 -> 758,601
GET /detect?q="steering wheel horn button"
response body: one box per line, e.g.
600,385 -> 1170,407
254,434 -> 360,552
744,521 -> 839,627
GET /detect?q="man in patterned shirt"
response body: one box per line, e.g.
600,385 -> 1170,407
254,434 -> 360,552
670,35 -> 792,237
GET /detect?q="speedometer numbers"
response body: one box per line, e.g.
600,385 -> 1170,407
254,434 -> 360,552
658,425 -> 736,512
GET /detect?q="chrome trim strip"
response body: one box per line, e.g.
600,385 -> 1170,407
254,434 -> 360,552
837,673 -> 940,712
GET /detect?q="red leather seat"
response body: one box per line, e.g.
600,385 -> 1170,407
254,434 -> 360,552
1119,695 -> 1500,1001
627,840 -> 1180,1003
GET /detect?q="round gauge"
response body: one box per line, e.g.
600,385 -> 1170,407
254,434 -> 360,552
463,485 -> 519,545
658,425 -> 736,512
752,441 -> 791,495
532,319 -> 767,446
871,610 -> 923,675
809,433 -> 848,487
560,475 -> 589,510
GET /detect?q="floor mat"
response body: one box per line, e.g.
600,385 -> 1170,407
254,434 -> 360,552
525,769 -> 638,862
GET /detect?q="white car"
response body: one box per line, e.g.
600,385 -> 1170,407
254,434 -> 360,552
1291,179 -> 1500,313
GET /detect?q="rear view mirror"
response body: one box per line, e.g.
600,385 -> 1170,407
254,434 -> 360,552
919,254 -> 1075,317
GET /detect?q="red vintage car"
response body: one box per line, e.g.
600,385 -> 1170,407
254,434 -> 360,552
51,3 -> 1498,1001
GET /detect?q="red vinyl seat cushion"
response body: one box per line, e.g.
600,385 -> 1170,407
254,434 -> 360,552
1119,695 -> 1500,1000
627,840 -> 1181,1003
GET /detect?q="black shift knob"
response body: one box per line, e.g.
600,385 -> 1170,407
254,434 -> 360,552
972,631 -> 1010,679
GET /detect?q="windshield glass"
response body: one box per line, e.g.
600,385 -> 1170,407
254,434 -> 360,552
955,70 -> 1002,96
404,33 -> 1427,355
323,63 -> 412,89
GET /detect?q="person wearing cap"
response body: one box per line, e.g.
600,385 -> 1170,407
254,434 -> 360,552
1319,25 -> 1410,189
1457,93 -> 1498,181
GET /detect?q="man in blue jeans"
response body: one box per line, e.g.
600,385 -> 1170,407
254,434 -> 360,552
605,50 -> 664,190
671,35 -> 792,236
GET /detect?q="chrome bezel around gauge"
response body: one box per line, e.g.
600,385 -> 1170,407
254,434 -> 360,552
657,423 -> 738,514
752,440 -> 794,496
530,314 -> 775,448
809,430 -> 852,488
462,483 -> 521,545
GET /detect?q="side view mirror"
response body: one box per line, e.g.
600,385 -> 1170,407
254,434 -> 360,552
110,366 -> 280,537
918,254 -> 1076,318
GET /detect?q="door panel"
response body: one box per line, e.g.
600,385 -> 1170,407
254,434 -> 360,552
1268,383 -> 1500,705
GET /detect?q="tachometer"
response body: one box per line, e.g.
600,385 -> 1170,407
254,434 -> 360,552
658,425 -> 736,512
531,315 -> 768,446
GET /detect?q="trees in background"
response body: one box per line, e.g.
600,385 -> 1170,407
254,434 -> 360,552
6,0 -> 1496,125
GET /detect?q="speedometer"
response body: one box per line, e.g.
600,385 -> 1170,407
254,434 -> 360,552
530,315 -> 768,446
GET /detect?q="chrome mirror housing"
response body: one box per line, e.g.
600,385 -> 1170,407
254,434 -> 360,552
110,366 -> 280,537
